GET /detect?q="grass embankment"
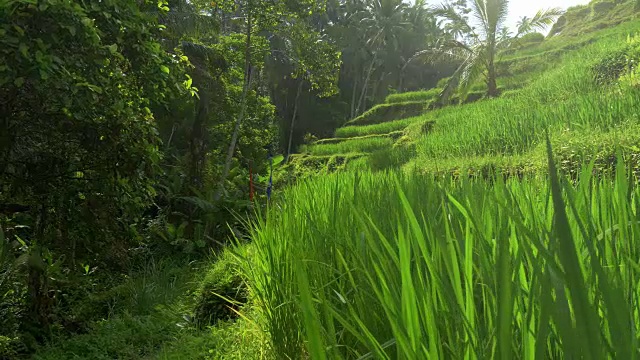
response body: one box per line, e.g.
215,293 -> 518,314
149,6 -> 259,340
300,137 -> 394,156
335,117 -> 421,138
316,14 -> 640,177
345,101 -> 427,127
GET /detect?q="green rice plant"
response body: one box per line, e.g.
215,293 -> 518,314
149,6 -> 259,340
346,101 -> 426,126
384,88 -> 440,104
300,137 -> 394,156
242,152 -> 640,358
313,132 -> 402,146
335,117 -> 421,138
368,144 -> 416,171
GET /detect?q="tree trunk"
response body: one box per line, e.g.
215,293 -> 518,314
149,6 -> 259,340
215,3 -> 252,201
487,38 -> 499,97
356,51 -> 378,116
285,80 -> 303,163
487,61 -> 499,97
189,92 -> 209,187
350,74 -> 358,120
371,71 -> 386,106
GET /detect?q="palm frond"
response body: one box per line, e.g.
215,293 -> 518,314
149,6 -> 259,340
408,38 -> 473,68
432,3 -> 474,38
468,0 -> 489,37
436,41 -> 486,104
477,0 -> 510,41
515,8 -> 564,37
458,46 -> 486,95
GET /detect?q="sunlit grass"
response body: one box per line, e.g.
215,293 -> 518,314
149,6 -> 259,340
300,137 -> 394,156
414,31 -> 640,162
242,153 -> 640,359
335,117 -> 420,138
384,88 -> 440,104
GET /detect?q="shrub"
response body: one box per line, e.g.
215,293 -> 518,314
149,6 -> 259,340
0,336 -> 22,360
346,101 -> 426,126
593,34 -> 640,85
368,145 -> 416,171
593,49 -> 630,84
192,251 -> 247,328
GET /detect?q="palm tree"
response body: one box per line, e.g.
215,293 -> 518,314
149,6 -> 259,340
355,0 -> 409,115
418,1 -> 562,100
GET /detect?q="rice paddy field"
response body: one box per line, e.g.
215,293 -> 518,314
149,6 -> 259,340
241,153 -> 640,359
236,7 -> 640,359
336,117 -> 428,138
300,136 -> 395,156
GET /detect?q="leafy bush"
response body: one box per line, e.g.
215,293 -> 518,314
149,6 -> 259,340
346,101 -> 427,126
0,335 -> 23,360
193,250 -> 248,328
593,34 -> 640,84
34,312 -> 180,360
368,145 -> 416,171
593,49 -> 630,84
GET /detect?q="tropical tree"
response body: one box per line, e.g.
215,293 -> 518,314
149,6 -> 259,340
421,0 -> 562,100
281,21 -> 341,161
0,0 -> 192,335
213,0 -> 330,200
355,0 -> 409,115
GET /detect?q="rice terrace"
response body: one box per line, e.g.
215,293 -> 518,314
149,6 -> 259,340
2,0 -> 640,358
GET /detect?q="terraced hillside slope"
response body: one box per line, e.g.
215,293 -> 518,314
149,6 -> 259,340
288,1 -> 640,180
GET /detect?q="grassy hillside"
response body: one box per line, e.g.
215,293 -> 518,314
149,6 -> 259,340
291,6 -> 640,178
